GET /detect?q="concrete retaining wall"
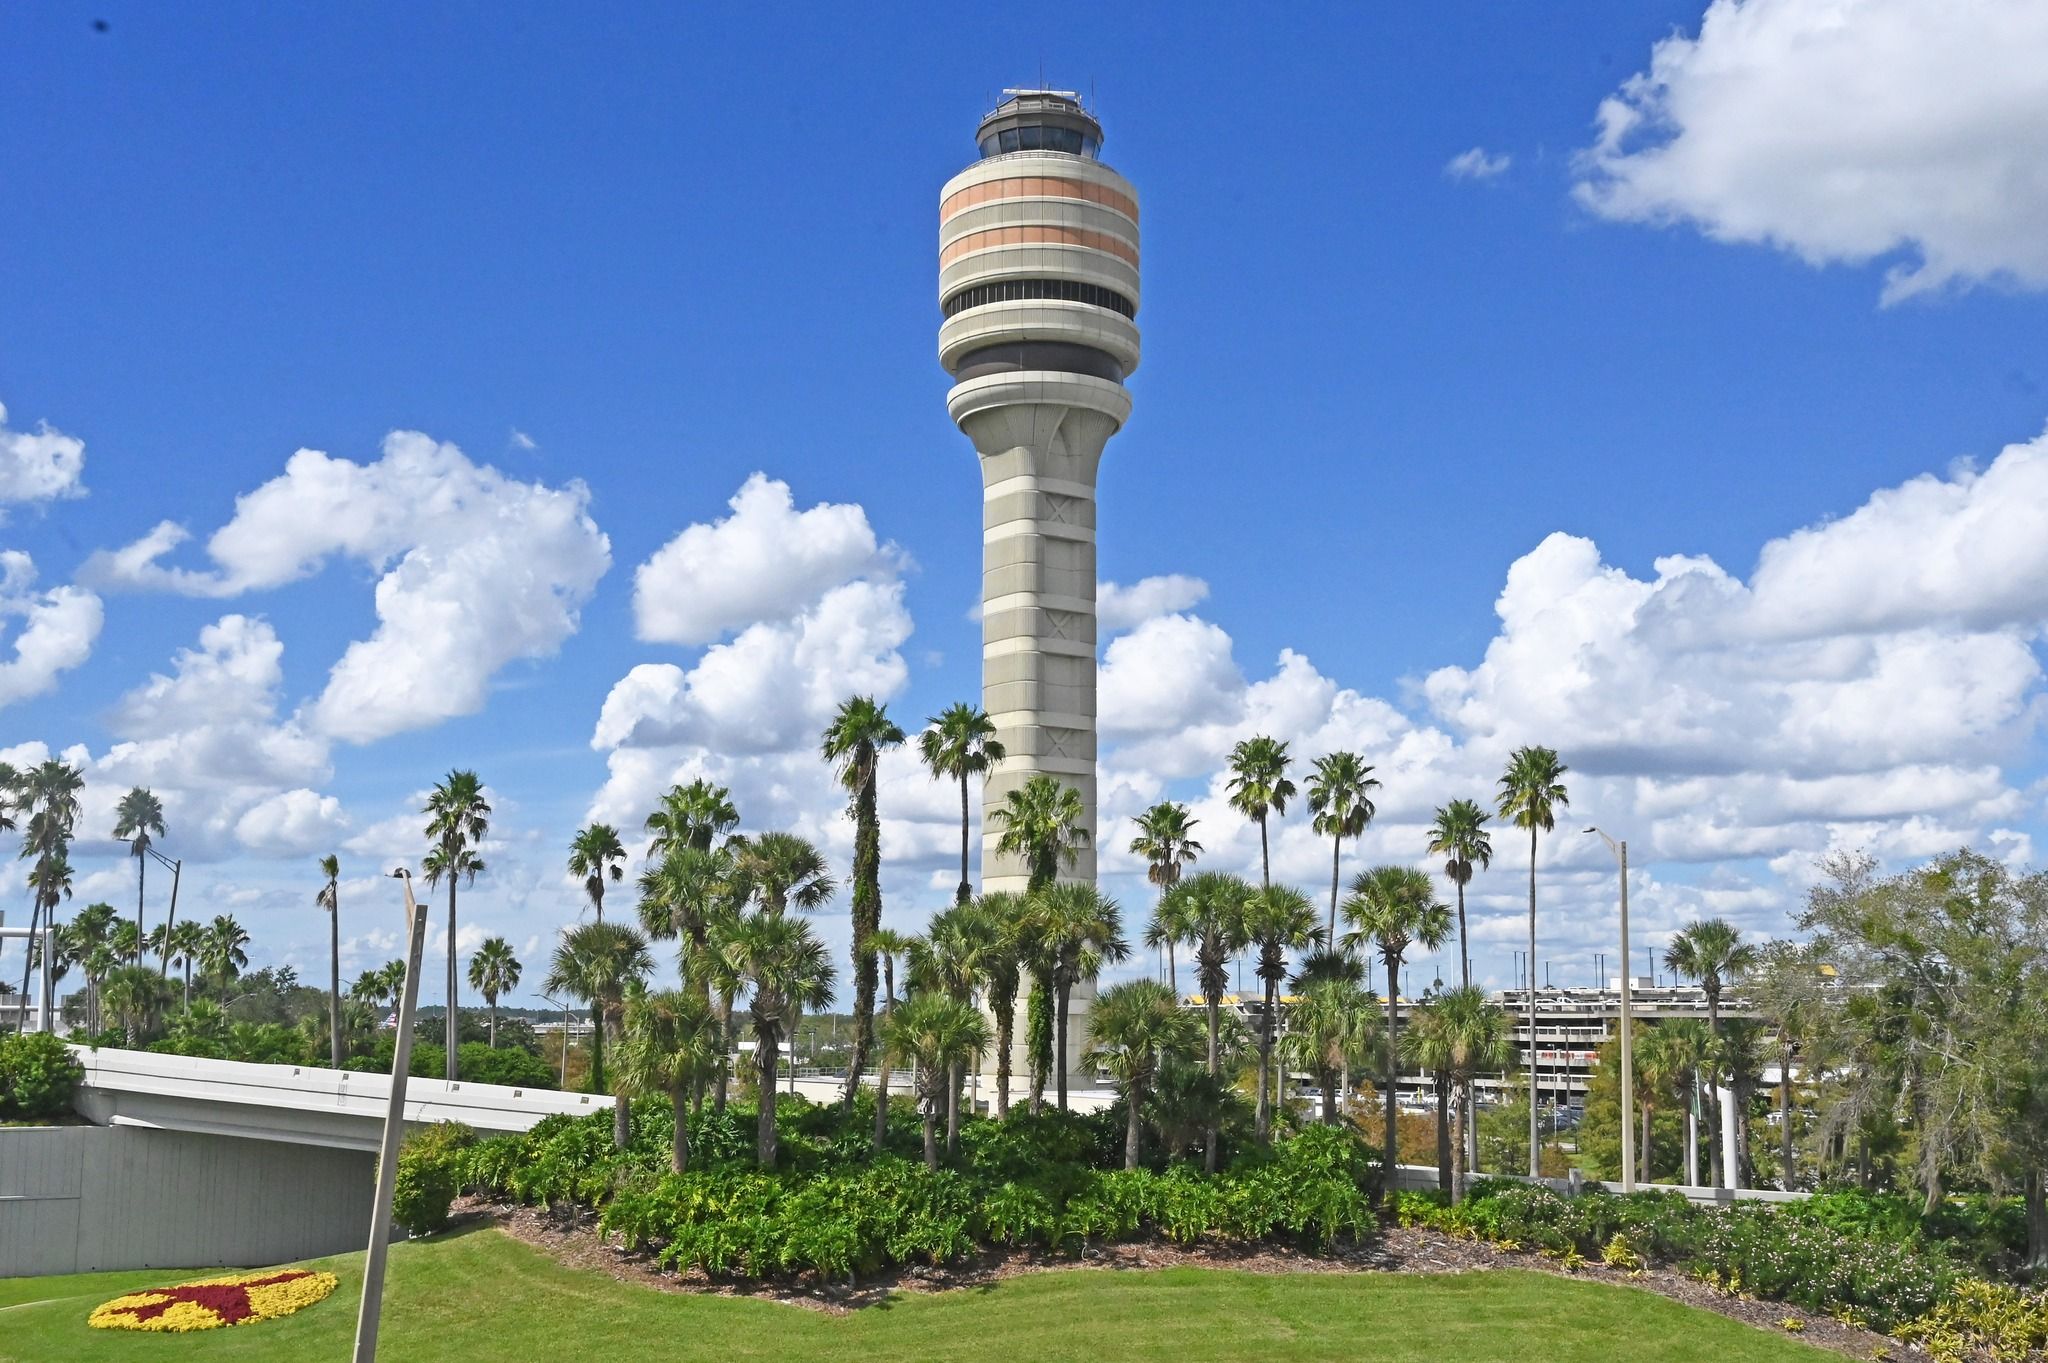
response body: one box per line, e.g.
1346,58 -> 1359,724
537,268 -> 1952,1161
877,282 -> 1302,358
0,1125 -> 374,1277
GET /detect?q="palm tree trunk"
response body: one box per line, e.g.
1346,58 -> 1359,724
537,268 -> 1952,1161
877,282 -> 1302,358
714,991 -> 732,1114
182,959 -> 192,1011
1706,989 -> 1726,1190
1258,814 -> 1271,889
873,1047 -> 892,1152
1255,973 -> 1274,1144
1322,1071 -> 1337,1125
994,985 -> 1014,1118
922,1105 -> 939,1171
1204,989 -> 1221,1174
1455,880 -> 1469,988
591,1005 -> 606,1094
1435,1077 -> 1451,1194
1054,977 -> 1071,1110
1125,1082 -> 1143,1170
1779,1040 -> 1795,1189
328,896 -> 342,1068
1450,1075 -> 1468,1204
957,772 -> 972,905
16,900 -> 41,1032
1166,941 -> 1176,998
445,879 -> 459,1083
136,854 -> 147,948
1327,835 -> 1341,947
1527,824 -> 1539,1179
946,1060 -> 962,1157
1384,960 -> 1401,1191
671,1087 -> 690,1174
758,1027 -> 779,1168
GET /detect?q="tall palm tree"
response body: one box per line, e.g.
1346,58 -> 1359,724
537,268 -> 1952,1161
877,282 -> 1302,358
988,773 -> 1090,890
869,926 -> 916,1151
315,854 -> 342,1067
1630,1023 -> 1683,1183
110,919 -> 143,965
636,844 -> 733,990
544,921 -> 652,1149
14,760 -> 83,1024
1240,883 -> 1322,1143
100,963 -> 172,1047
567,823 -> 627,923
972,890 -> 1029,1117
884,990 -> 989,1169
916,903 -> 999,1153
1020,882 -> 1128,1111
821,695 -> 906,1110
1087,978 -> 1200,1169
916,703 -> 1005,904
111,787 -> 166,943
1664,917 -> 1758,1190
468,936 -> 522,1048
642,778 -> 739,859
166,919 -> 205,1010
1425,799 -> 1493,989
1153,870 -> 1253,1171
424,770 -> 491,1082
1344,864 -> 1452,1190
1281,971 -> 1379,1125
1496,744 -> 1569,1178
199,915 -> 250,995
719,910 -> 835,1168
730,832 -> 835,918
1130,802 -> 1201,989
617,986 -> 719,1173
1658,1017 -> 1714,1187
1226,735 -> 1296,889
1306,753 -> 1378,944
69,901 -> 118,1032
1401,985 -> 1511,1202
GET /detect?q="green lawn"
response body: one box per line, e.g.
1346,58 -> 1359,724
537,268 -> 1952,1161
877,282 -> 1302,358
0,1226 -> 1832,1363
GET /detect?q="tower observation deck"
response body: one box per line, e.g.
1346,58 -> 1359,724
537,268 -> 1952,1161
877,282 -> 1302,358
941,90 -> 1138,906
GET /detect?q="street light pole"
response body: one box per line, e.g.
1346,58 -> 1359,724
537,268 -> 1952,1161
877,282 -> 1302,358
353,868 -> 429,1363
1586,828 -> 1634,1193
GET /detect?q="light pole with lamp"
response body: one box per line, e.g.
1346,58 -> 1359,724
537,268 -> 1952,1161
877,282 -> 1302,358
1584,827 -> 1634,1192
146,847 -> 182,978
353,867 -> 430,1363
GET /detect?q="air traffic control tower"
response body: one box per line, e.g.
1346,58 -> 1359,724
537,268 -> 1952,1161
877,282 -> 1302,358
939,90 -> 1138,913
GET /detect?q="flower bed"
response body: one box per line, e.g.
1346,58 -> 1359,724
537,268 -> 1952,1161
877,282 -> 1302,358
88,1267 -> 339,1332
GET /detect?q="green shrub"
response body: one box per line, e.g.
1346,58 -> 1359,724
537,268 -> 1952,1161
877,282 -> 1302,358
0,1032 -> 85,1120
391,1121 -> 477,1237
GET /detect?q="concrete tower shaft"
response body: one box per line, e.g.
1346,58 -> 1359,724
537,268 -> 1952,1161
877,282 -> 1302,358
940,92 -> 1139,902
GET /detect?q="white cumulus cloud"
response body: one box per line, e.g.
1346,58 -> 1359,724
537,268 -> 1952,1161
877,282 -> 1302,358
0,552 -> 102,709
1574,0 -> 2048,302
0,401 -> 88,510
1444,147 -> 1512,182
1097,574 -> 1210,633
83,430 -> 611,743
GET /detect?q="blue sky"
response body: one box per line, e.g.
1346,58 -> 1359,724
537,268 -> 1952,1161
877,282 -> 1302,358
4,1 -> 2046,1006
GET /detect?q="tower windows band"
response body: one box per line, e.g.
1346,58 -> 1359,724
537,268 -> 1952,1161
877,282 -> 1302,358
942,278 -> 1136,320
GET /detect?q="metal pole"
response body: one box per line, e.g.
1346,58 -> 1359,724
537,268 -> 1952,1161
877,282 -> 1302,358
353,869 -> 429,1363
156,857 -> 182,978
39,925 -> 55,1033
1617,841 -> 1634,1193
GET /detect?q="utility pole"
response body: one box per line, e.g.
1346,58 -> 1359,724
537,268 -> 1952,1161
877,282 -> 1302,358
1586,828 -> 1635,1192
353,869 -> 429,1363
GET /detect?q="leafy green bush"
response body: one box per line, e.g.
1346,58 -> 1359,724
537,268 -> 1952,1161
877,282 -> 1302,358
391,1121 -> 477,1237
0,1032 -> 85,1120
1787,1188 -> 2027,1279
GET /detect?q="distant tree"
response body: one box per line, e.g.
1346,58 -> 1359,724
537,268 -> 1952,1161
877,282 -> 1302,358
617,987 -> 720,1173
111,787 -> 166,943
1020,882 -> 1128,1112
166,919 -> 205,1010
823,696 -> 905,1111
1130,802 -> 1201,991
1226,736 -> 1295,889
642,778 -> 739,859
988,774 -> 1090,891
1155,870 -> 1254,1171
423,769 -> 491,1082
316,855 -> 342,1067
1306,752 -> 1377,945
1345,863 -> 1452,1192
885,991 -> 989,1170
199,915 -> 250,994
868,926 -> 917,1152
1087,979 -> 1199,1169
1664,917 -> 1757,1190
544,922 -> 652,1149
468,937 -> 523,1049
1425,799 -> 1493,989
1496,745 -> 1568,1177
1239,883 -> 1321,1142
1403,986 -> 1513,1201
720,911 -> 834,1168
567,823 -> 628,923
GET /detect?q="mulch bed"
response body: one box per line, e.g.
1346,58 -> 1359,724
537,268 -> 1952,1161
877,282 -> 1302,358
458,1195 -> 1900,1357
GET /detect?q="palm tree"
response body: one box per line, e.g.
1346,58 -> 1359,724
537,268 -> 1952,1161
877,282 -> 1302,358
1496,745 -> 1569,1178
1241,883 -> 1322,1143
1425,800 -> 1493,989
69,901 -> 118,1032
468,937 -> 522,1049
1226,735 -> 1296,889
642,778 -> 739,859
1631,1023 -> 1683,1183
1281,971 -> 1379,1125
884,991 -> 989,1170
315,854 -> 342,1067
1401,986 -> 1511,1202
1130,802 -> 1201,990
1664,917 -> 1758,1190
617,987 -> 720,1173
973,890 -> 1029,1118
988,773 -> 1090,891
199,915 -> 250,994
1154,870 -> 1253,1171
917,703 -> 1005,904
1306,753 -> 1378,944
100,963 -> 172,1046
567,823 -> 627,923
1345,864 -> 1452,1190
1657,1017 -> 1713,1186
544,921 -> 653,1149
821,695 -> 906,1110
1087,978 -> 1199,1169
1020,882 -> 1128,1111
917,903 -> 1000,1153
111,787 -> 166,944
166,919 -> 205,1010
111,919 -> 143,965
424,770 -> 491,1082
637,844 -> 733,989
730,832 -> 835,918
13,760 -> 83,1023
869,926 -> 916,1151
719,911 -> 835,1168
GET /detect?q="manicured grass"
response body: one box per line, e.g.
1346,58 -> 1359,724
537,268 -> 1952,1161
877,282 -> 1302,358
0,1226 -> 1832,1363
